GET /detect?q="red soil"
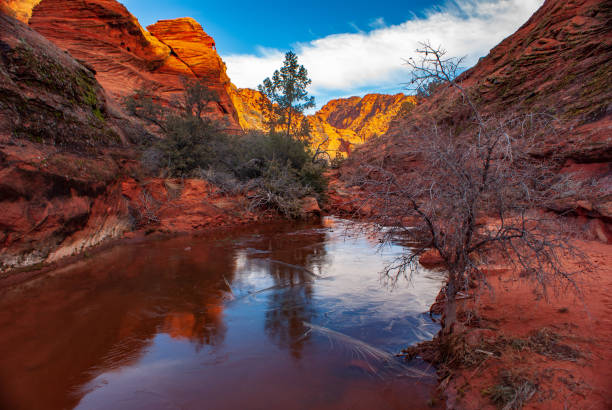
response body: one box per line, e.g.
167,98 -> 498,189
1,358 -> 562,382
446,240 -> 612,409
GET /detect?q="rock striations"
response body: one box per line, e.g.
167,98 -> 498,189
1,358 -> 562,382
349,0 -> 611,231
234,88 -> 414,156
28,0 -> 241,130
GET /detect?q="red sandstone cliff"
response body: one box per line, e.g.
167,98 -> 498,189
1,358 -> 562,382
350,0 -> 611,225
234,88 -> 414,156
28,0 -> 241,130
317,94 -> 416,141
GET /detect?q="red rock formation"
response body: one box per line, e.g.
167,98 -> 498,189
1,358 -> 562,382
317,94 -> 416,141
28,0 -> 241,130
147,18 -> 239,126
353,0 -> 611,223
0,0 -> 41,22
233,89 -> 414,156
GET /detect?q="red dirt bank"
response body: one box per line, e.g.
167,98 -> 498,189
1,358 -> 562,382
440,240 -> 612,409
323,173 -> 612,409
0,135 -> 273,275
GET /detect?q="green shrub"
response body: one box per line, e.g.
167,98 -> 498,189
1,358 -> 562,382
125,84 -> 328,217
246,160 -> 310,218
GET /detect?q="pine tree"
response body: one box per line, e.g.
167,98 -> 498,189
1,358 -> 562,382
258,51 -> 315,138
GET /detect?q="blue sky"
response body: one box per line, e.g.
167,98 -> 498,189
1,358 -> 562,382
123,0 -> 442,54
123,0 -> 544,110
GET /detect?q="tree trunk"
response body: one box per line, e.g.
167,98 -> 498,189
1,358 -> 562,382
443,275 -> 458,334
287,109 -> 292,137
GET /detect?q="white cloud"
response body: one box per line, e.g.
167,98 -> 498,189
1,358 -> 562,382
368,17 -> 387,29
222,0 -> 543,107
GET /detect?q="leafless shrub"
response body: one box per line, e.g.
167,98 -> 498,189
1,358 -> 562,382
138,189 -> 161,224
352,42 -> 589,333
200,167 -> 245,196
246,160 -> 312,218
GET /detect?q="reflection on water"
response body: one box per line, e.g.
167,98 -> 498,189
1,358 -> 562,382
0,218 -> 445,410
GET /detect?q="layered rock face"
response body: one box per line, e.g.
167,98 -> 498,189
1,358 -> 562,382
234,89 -> 414,156
353,0 -> 611,226
0,13 -> 132,269
146,17 -> 239,126
28,0 -> 241,130
317,93 -> 416,141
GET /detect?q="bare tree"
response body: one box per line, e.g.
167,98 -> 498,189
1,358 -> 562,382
352,42 -> 587,334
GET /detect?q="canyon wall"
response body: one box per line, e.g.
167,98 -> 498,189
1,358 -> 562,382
351,0 -> 611,228
28,0 -> 241,130
234,88 -> 414,156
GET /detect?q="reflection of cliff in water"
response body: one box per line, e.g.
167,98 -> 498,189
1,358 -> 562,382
0,236 -> 236,410
0,219 -> 445,410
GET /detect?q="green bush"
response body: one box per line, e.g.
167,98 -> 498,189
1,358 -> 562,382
246,159 -> 315,218
125,85 -> 327,217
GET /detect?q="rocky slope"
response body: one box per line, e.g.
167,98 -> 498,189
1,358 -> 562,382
0,11 -> 269,273
350,0 -> 611,225
28,0 -> 241,130
235,88 -> 414,156
317,93 -> 415,141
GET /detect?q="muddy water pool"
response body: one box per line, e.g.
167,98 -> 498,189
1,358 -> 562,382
0,217 -> 445,409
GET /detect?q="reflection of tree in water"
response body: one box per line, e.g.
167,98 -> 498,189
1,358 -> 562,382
246,226 -> 329,359
264,266 -> 316,359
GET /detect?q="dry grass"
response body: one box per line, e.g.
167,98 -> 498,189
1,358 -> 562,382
484,370 -> 537,410
527,328 -> 581,361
